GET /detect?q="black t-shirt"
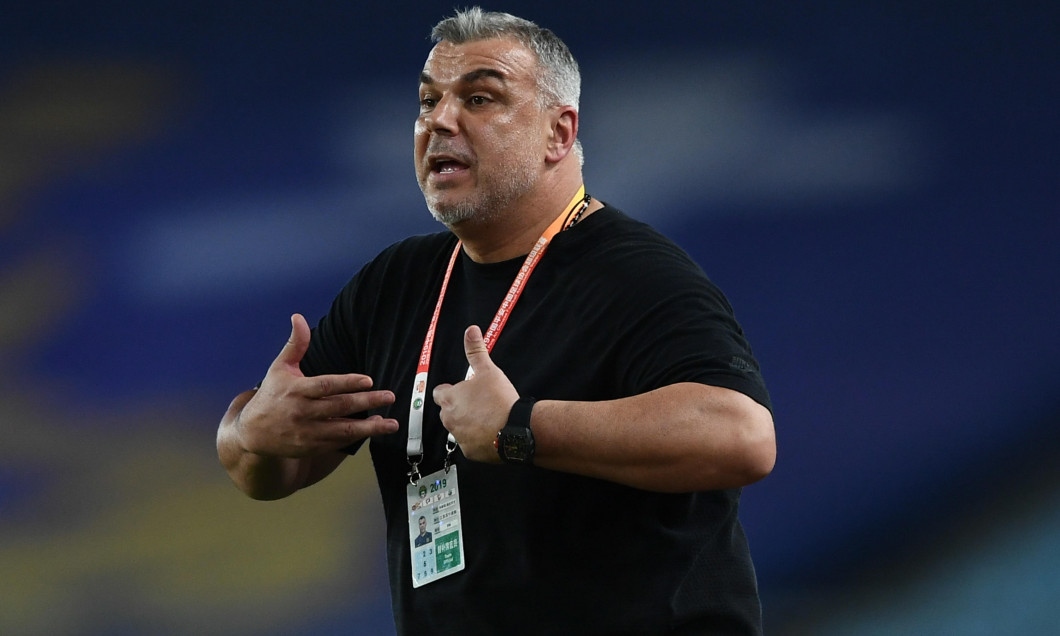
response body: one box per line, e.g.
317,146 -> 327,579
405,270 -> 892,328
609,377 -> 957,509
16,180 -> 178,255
302,205 -> 770,635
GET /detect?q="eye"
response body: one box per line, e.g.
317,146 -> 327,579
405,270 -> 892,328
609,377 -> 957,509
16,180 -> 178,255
468,95 -> 490,106
419,95 -> 437,111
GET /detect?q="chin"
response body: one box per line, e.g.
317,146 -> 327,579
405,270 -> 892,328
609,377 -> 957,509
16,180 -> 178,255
424,194 -> 470,223
428,204 -> 478,226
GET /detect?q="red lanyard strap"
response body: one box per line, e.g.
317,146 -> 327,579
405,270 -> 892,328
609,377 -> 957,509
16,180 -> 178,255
406,186 -> 588,461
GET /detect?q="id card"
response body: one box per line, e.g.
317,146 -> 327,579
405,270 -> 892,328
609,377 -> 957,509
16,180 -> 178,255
406,466 -> 465,588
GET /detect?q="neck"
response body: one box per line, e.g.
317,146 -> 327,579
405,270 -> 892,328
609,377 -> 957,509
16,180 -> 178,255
452,171 -> 588,264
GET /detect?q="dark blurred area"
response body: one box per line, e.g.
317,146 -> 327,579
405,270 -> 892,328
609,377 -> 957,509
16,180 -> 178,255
1,1 -> 1057,634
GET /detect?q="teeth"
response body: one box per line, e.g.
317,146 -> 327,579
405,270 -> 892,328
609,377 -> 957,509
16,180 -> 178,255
436,161 -> 464,174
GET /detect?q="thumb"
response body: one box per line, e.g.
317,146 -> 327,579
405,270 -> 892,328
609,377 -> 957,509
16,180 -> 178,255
463,325 -> 494,375
274,313 -> 311,372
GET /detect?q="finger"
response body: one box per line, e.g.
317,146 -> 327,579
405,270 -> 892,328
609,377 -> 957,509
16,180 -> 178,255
273,313 -> 311,372
310,388 -> 396,419
302,373 -> 375,399
463,325 -> 494,375
432,383 -> 453,406
315,415 -> 401,446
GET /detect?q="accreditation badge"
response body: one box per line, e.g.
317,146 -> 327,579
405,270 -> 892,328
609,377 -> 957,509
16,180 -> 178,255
406,466 -> 465,588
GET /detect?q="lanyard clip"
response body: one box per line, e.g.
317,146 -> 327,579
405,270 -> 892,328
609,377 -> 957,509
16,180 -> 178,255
407,457 -> 422,484
443,436 -> 459,473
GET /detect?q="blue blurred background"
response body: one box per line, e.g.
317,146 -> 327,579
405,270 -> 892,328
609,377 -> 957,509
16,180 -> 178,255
1,1 -> 1057,634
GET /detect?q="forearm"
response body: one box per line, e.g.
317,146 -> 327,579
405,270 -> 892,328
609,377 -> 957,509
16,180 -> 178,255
530,382 -> 775,493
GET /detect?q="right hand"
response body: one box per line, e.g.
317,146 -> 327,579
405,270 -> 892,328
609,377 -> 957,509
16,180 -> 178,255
237,313 -> 399,457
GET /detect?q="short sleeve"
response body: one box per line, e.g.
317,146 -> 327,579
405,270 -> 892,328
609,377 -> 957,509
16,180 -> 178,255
605,234 -> 771,411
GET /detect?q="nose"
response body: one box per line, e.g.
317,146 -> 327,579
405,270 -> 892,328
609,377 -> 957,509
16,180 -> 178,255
424,94 -> 459,136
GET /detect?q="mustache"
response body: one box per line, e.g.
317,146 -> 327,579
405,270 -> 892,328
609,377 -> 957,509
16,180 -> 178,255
424,140 -> 475,165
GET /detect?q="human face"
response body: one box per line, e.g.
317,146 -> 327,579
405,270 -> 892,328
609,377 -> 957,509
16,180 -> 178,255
415,38 -> 551,225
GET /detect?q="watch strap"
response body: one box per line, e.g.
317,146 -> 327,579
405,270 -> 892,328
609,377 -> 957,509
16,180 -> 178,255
496,397 -> 536,464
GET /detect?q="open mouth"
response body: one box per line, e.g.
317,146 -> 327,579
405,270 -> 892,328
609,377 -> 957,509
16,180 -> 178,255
432,159 -> 468,174
426,151 -> 472,178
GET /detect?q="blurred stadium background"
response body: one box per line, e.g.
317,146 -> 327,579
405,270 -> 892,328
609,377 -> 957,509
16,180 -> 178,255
1,1 -> 1057,634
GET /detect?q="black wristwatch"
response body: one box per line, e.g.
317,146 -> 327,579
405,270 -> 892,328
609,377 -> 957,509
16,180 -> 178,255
496,397 -> 536,464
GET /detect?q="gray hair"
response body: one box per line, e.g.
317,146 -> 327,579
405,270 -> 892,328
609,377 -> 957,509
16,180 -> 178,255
431,7 -> 584,165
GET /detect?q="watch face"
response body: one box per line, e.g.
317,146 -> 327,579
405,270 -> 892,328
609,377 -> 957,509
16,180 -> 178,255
500,429 -> 534,463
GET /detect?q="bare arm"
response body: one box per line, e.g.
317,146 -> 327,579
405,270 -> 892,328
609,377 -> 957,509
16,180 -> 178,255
530,383 -> 774,492
433,326 -> 775,493
216,314 -> 399,500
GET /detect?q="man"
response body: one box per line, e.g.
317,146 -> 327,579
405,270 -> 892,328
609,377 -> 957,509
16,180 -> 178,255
217,7 -> 775,635
414,516 -> 432,547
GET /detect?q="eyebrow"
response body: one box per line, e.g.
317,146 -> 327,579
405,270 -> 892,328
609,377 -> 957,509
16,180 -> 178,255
419,68 -> 507,86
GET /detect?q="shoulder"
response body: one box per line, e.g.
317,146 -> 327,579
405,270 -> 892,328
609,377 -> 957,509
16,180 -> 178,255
363,231 -> 457,277
554,204 -> 720,299
339,231 -> 456,295
303,231 -> 455,376
570,205 -> 701,265
323,230 -> 455,329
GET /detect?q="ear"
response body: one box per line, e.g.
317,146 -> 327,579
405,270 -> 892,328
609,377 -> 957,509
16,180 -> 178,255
544,106 -> 578,165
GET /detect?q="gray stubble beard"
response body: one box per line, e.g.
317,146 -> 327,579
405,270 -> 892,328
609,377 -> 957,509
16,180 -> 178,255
420,144 -> 541,229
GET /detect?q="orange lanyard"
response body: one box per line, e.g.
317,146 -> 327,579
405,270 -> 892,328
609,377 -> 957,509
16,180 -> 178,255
406,186 -> 587,460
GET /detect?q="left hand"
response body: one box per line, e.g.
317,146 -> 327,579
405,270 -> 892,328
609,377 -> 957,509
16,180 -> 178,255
433,325 -> 520,463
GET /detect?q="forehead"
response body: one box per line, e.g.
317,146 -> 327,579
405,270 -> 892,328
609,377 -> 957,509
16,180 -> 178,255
421,38 -> 539,86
